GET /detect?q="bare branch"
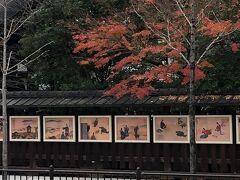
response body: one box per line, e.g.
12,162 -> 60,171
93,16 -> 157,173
196,33 -> 222,64
224,29 -> 237,36
7,9 -> 41,39
197,26 -> 238,64
132,3 -> 190,65
196,0 -> 214,25
174,0 -> 191,26
7,19 -> 15,37
0,2 -> 5,8
152,3 -> 167,20
131,3 -> 167,38
164,25 -> 190,65
167,20 -> 171,41
6,0 -> 16,5
151,2 -> 191,46
6,51 -> 12,70
212,11 -> 219,22
164,37 -> 190,65
7,50 -> 49,75
6,41 -> 53,72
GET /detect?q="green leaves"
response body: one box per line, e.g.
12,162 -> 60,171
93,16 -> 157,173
18,0 -> 95,90
199,50 -> 240,92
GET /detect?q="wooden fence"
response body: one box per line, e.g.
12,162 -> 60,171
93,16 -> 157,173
3,101 -> 240,173
3,131 -> 240,173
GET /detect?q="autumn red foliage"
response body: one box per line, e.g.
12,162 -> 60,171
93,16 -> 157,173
72,0 -> 240,98
231,43 -> 240,53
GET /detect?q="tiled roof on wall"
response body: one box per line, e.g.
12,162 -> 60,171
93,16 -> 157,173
1,90 -> 240,108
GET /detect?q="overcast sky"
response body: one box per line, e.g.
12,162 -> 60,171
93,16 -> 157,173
0,0 -> 25,21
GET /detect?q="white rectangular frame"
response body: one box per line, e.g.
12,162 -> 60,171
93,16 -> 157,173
153,115 -> 190,143
78,115 -> 112,143
43,116 -> 76,142
236,115 -> 240,144
9,116 -> 41,142
114,115 -> 150,143
195,115 -> 233,144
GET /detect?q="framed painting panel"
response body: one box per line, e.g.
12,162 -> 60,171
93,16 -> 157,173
43,116 -> 75,142
9,116 -> 40,142
236,115 -> 240,144
195,115 -> 232,144
115,115 -> 150,143
153,115 -> 189,143
78,116 -> 112,142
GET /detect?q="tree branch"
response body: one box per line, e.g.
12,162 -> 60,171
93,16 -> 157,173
174,0 -> 191,26
6,51 -> 12,70
196,0 -> 214,25
196,33 -> 222,64
7,9 -> 41,39
212,11 -> 219,22
152,2 -> 167,20
131,3 -> 167,38
197,25 -> 238,64
0,2 -> 5,8
164,31 -> 190,65
167,20 -> 171,42
7,19 -> 15,38
151,2 -> 191,46
7,50 -> 49,75
132,2 -> 189,65
6,0 -> 16,5
6,41 -> 53,72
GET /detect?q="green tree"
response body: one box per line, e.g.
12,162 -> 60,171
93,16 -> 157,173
19,0 -> 129,90
200,49 -> 240,92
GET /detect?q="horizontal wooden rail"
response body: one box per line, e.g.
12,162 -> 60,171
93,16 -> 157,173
0,166 -> 239,180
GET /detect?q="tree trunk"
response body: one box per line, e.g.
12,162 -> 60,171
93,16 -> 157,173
189,63 -> 196,174
2,1 -> 8,179
189,0 -> 197,176
2,76 -> 7,180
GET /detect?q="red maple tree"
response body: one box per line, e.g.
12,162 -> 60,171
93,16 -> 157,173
73,0 -> 239,98
72,0 -> 240,174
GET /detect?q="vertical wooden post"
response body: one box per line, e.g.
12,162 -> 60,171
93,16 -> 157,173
49,165 -> 54,180
136,167 -> 141,180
